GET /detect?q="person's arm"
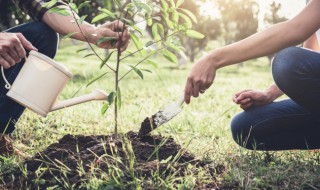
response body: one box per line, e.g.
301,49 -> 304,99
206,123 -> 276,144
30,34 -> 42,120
303,32 -> 320,51
42,5 -> 129,51
184,0 -> 320,103
233,84 -> 284,110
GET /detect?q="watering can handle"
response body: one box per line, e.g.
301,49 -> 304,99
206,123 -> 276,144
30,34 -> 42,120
1,66 -> 11,90
1,57 -> 27,90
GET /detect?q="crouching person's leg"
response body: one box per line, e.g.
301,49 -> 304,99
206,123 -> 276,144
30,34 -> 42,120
0,22 -> 58,134
230,99 -> 320,151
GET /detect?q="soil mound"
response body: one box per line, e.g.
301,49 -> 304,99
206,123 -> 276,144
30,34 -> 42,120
5,131 -> 225,189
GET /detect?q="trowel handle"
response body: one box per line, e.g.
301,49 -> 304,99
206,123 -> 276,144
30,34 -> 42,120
1,66 -> 11,89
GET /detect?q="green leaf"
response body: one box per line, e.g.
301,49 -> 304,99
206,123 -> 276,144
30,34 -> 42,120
129,65 -> 144,79
140,69 -> 152,73
100,8 -> 116,19
112,0 -> 122,9
78,15 -> 87,24
121,18 -> 134,25
172,10 -> 179,23
78,1 -> 91,10
86,72 -> 108,87
100,51 -> 116,69
69,2 -> 78,13
101,103 -> 109,115
164,17 -> 174,29
130,25 -> 143,36
92,14 -> 108,23
186,30 -> 205,39
161,0 -> 169,12
130,33 -> 143,51
176,0 -> 184,8
117,87 -> 121,110
49,7 -> 70,16
62,32 -> 78,39
169,0 -> 175,8
151,24 -> 158,39
162,49 -> 178,64
96,37 -> 116,46
178,12 -> 192,28
43,0 -> 58,8
76,48 -> 88,53
157,23 -> 165,37
107,92 -> 117,105
83,53 -> 95,58
147,60 -> 158,68
178,8 -> 197,23
147,17 -> 152,26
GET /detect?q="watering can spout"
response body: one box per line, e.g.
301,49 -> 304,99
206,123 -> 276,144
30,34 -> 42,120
51,89 -> 108,112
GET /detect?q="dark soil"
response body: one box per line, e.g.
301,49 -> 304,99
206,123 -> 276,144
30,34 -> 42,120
4,131 -> 225,189
138,115 -> 158,136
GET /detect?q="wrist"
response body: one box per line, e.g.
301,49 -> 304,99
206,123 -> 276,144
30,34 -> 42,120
208,48 -> 227,70
82,24 -> 97,44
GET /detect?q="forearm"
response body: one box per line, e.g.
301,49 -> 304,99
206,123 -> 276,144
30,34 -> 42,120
41,5 -> 97,44
265,84 -> 284,102
211,21 -> 306,69
210,0 -> 320,69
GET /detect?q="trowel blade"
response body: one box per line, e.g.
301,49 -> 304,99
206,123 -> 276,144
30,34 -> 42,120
138,95 -> 184,137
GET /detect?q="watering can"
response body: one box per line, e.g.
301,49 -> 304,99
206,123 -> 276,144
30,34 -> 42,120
1,50 -> 108,117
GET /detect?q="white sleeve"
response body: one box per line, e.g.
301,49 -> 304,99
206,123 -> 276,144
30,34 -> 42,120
317,30 -> 320,44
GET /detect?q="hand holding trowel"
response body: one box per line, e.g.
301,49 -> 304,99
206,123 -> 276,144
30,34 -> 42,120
138,95 -> 185,137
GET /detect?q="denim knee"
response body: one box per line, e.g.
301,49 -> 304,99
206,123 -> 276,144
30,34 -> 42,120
230,112 -> 256,150
272,47 -> 306,93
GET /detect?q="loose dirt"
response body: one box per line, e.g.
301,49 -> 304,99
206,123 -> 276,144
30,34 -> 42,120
4,131 -> 225,189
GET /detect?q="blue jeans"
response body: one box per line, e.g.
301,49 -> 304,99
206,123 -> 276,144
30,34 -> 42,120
0,22 -> 58,134
231,47 -> 320,150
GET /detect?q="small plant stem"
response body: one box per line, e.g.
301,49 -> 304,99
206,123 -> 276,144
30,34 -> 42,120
67,4 -> 115,72
114,11 -> 128,137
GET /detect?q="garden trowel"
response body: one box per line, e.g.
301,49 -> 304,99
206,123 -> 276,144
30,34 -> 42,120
138,95 -> 185,137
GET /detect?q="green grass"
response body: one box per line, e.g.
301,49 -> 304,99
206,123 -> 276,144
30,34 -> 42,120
2,39 -> 320,189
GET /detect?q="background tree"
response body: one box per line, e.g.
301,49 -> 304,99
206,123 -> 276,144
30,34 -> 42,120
0,0 -> 30,31
145,0 -> 221,64
217,0 -> 259,45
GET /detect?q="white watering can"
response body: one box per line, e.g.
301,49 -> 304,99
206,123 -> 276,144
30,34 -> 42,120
1,50 -> 108,117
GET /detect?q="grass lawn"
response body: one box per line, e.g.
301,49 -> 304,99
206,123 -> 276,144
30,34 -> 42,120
1,39 -> 320,189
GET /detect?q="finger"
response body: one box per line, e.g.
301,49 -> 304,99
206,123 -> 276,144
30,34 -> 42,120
1,53 -> 15,66
184,78 -> 193,104
14,42 -> 27,59
236,92 -> 252,102
120,42 -> 129,52
235,89 -> 251,98
238,98 -> 251,105
16,33 -> 38,51
113,20 -> 125,31
122,28 -> 130,42
192,82 -> 200,98
7,50 -> 21,63
0,56 -> 11,69
240,102 -> 254,110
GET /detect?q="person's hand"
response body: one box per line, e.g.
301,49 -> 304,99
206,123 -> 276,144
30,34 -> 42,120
233,89 -> 272,110
93,20 -> 130,52
0,32 -> 37,69
184,54 -> 217,104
